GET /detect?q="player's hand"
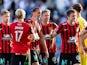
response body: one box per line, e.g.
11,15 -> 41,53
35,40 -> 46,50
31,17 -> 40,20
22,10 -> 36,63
50,30 -> 54,37
45,51 -> 49,58
28,34 -> 35,42
49,30 -> 56,38
10,42 -> 13,47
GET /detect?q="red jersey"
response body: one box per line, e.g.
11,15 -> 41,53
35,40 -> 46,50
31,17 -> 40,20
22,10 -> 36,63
56,21 -> 79,54
26,19 -> 40,50
10,22 -> 32,54
40,22 -> 57,53
0,23 -> 11,53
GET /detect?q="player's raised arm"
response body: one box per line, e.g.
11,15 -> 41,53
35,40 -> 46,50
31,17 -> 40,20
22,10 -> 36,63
50,23 -> 63,38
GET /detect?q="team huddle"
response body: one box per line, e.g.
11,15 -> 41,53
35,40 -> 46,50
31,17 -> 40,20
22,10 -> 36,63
0,3 -> 87,65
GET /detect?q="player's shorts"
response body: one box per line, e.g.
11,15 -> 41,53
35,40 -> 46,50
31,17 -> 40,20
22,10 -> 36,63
10,53 -> 26,65
78,43 -> 87,65
0,53 -> 12,65
41,53 -> 57,65
30,50 -> 39,64
80,53 -> 87,65
40,53 -> 48,64
59,52 -> 80,65
48,53 -> 57,65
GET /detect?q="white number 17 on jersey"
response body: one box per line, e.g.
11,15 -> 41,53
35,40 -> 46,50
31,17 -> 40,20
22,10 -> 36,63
15,30 -> 23,42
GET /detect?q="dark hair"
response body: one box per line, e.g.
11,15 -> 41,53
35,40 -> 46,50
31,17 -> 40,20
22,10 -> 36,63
31,8 -> 40,13
66,9 -> 75,16
71,3 -> 83,13
31,8 -> 40,16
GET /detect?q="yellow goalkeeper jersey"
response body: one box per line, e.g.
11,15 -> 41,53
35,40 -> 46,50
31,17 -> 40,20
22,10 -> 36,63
77,16 -> 87,65
77,16 -> 87,46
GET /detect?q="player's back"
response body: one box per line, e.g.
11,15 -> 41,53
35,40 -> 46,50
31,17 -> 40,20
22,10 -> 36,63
10,22 -> 31,53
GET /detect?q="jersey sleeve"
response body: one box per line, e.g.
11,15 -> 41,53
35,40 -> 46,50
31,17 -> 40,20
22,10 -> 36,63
55,23 -> 63,34
52,22 -> 58,29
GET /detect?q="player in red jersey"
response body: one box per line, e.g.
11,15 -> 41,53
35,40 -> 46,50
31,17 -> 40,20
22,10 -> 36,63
26,8 -> 49,65
0,10 -> 11,65
50,9 -> 80,65
10,9 -> 32,65
40,9 -> 57,65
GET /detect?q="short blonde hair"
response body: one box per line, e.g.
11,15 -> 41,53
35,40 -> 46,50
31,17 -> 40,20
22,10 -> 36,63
15,9 -> 26,19
42,9 -> 50,15
1,9 -> 10,15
